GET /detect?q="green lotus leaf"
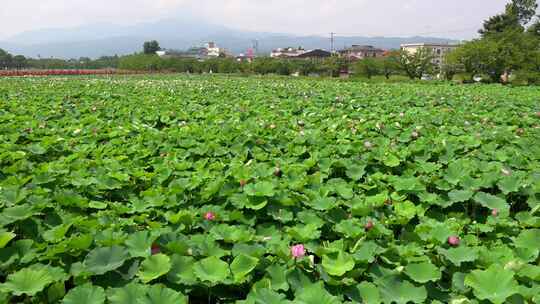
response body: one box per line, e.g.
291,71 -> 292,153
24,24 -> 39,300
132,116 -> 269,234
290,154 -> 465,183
376,275 -> 427,304
464,265 -> 519,304
0,204 -> 35,226
474,192 -> 509,212
334,183 -> 354,199
448,189 -> 474,203
451,272 -> 468,293
193,256 -> 230,284
294,282 -> 341,304
393,200 -> 418,223
84,246 -> 129,275
88,201 -> 108,209
383,154 -> 400,167
287,224 -> 321,242
125,231 -> 156,258
107,283 -> 147,304
167,255 -> 197,285
345,164 -> 366,181
404,262 -> 441,283
266,264 -> 289,291
497,175 -> 521,194
306,196 -> 337,211
0,186 -> 28,205
439,246 -> 478,266
353,241 -> 381,263
391,177 -> 425,192
210,224 -> 254,243
137,254 -> 171,283
43,223 -> 72,243
322,251 -> 355,277
517,264 -> 540,281
415,218 -> 460,245
244,196 -> 269,210
365,192 -> 388,208
138,284 -> 187,304
0,231 -> 16,248
335,218 -> 364,238
28,143 -> 47,154
1,264 -> 65,296
231,254 -> 259,282
47,281 -> 66,303
444,163 -> 463,185
246,288 -> 289,304
514,229 -> 540,251
357,281 -> 380,304
62,283 -> 106,304
244,181 -> 275,197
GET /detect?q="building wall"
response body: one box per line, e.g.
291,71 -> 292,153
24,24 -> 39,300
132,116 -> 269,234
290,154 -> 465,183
401,44 -> 458,66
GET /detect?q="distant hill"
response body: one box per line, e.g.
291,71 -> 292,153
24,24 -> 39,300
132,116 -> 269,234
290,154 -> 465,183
0,18 -> 457,59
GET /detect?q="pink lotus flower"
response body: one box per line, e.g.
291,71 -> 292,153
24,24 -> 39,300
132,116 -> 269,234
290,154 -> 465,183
365,220 -> 374,231
291,244 -> 306,259
492,209 -> 499,217
204,212 -> 216,221
448,236 -> 460,247
151,244 -> 160,255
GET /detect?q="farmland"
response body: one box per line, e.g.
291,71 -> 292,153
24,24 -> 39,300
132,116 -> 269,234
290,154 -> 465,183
0,75 -> 539,303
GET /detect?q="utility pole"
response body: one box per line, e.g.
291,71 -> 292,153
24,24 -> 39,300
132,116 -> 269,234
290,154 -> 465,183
252,39 -> 259,55
330,32 -> 335,54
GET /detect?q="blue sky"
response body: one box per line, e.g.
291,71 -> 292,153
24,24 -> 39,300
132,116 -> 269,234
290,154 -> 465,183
1,0 -> 514,39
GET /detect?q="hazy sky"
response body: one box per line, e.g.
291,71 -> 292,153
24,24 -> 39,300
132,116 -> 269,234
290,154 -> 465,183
0,0 -> 515,39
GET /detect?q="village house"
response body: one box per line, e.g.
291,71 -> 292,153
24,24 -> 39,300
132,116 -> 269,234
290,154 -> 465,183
205,42 -> 221,58
296,49 -> 332,59
156,42 -> 232,60
156,47 -> 207,60
400,43 -> 459,66
270,47 -> 331,59
338,45 -> 385,60
236,48 -> 256,62
270,47 -> 306,58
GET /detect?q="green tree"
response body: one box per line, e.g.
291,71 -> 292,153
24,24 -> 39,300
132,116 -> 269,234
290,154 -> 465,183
378,52 -> 401,79
527,18 -> 540,36
322,56 -> 349,77
353,58 -> 379,79
398,48 -> 435,79
0,48 -> 13,69
119,54 -> 161,71
295,60 -> 318,76
449,29 -> 540,83
143,41 -> 161,55
12,55 -> 27,69
507,0 -> 538,25
480,0 -> 538,36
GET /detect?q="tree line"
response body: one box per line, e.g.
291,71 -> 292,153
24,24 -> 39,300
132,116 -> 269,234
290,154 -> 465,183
0,51 -> 121,70
0,49 -> 28,69
446,0 -> 540,84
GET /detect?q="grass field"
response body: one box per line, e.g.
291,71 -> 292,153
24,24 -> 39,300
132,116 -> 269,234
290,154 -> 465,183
0,75 -> 539,303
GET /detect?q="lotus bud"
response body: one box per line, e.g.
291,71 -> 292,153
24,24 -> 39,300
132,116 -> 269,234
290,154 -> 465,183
204,212 -> 216,221
448,236 -> 460,247
291,244 -> 306,259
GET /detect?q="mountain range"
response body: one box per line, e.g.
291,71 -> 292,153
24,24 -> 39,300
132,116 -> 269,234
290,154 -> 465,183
0,18 -> 457,59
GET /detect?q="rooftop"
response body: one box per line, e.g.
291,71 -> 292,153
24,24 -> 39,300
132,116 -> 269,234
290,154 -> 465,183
339,45 -> 385,52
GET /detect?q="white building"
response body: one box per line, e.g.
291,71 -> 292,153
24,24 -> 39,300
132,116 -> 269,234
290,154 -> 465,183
205,42 -> 221,58
270,47 -> 306,58
400,43 -> 459,66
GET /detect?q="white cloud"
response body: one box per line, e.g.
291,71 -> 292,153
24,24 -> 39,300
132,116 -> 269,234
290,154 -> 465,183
0,0 -> 510,39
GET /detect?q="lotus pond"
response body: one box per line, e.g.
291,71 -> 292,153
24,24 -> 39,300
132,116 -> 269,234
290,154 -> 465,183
0,75 -> 539,303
